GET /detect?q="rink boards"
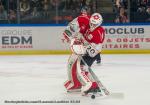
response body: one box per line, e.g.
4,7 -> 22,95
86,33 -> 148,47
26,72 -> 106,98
0,24 -> 150,55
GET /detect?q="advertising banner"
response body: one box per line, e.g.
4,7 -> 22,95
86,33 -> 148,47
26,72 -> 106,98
0,25 -> 150,52
0,27 -> 66,51
103,25 -> 150,50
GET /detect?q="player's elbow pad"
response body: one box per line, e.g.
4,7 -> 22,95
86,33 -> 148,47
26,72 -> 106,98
64,18 -> 80,36
69,18 -> 80,32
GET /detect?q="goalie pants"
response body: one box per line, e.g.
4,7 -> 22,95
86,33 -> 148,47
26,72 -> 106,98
64,54 -> 99,91
81,53 -> 100,66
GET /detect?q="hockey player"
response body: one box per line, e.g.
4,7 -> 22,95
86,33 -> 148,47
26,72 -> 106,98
62,12 -> 105,95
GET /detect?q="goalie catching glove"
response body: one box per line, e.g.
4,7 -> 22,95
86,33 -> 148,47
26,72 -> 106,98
70,38 -> 101,57
70,38 -> 86,55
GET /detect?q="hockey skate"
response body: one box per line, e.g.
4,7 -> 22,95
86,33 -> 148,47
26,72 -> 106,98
82,87 -> 103,99
81,82 -> 103,99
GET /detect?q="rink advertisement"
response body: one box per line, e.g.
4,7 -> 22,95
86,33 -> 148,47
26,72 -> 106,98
103,26 -> 150,50
0,25 -> 150,54
0,28 -> 33,50
0,26 -> 65,51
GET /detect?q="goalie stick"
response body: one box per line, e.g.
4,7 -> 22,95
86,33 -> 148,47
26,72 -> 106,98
79,56 -> 110,96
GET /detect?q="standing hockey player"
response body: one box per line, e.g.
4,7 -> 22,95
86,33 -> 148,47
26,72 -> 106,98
62,12 -> 106,96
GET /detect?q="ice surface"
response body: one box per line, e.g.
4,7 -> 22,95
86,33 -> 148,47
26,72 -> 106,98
0,54 -> 150,105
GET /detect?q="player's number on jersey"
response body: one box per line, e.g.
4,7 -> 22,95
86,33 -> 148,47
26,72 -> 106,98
86,45 -> 96,57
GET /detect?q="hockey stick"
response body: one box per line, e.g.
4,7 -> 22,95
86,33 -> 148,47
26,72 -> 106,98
79,56 -> 110,96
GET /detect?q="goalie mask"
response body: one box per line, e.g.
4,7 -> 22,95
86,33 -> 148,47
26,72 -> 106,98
89,13 -> 103,31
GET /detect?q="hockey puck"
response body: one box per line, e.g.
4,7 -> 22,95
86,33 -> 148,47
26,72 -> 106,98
91,95 -> 95,99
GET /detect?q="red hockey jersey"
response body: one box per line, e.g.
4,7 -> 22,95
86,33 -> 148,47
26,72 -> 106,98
74,14 -> 105,46
83,26 -> 105,44
77,14 -> 90,35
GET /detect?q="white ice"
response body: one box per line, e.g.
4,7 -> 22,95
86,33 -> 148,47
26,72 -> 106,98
0,54 -> 150,105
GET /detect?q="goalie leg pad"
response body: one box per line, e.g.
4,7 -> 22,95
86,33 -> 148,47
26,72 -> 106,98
76,58 -> 99,93
64,54 -> 82,91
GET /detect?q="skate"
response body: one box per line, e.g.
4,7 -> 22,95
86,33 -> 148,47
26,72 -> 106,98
82,87 -> 103,99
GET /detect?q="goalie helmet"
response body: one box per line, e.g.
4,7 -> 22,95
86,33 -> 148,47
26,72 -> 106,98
89,13 -> 103,31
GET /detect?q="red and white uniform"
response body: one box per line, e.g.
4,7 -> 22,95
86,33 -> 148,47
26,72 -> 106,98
77,14 -> 90,35
77,14 -> 105,53
62,13 -> 90,43
63,13 -> 105,94
84,26 -> 105,44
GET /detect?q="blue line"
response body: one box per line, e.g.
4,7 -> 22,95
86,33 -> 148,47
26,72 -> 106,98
0,23 -> 150,27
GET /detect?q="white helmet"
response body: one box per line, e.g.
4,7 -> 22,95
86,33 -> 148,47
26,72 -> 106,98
89,13 -> 103,31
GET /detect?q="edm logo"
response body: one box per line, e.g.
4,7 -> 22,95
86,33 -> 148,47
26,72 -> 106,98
1,36 -> 32,45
